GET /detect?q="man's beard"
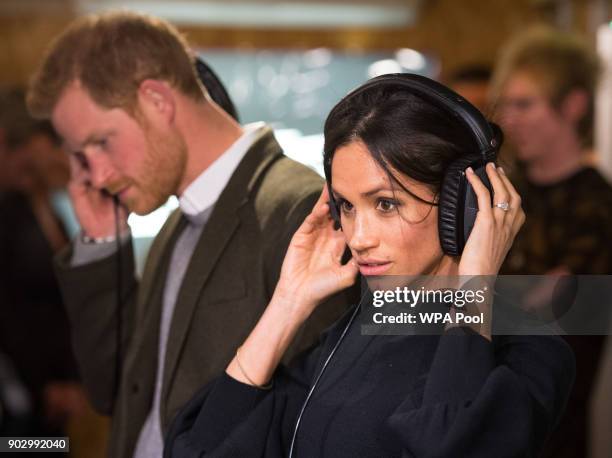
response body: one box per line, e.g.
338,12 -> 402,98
131,127 -> 188,215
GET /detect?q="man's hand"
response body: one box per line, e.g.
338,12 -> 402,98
68,154 -> 128,238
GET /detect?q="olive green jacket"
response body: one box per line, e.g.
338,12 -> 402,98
55,128 -> 352,457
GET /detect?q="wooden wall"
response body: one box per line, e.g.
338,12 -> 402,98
0,0 -> 599,87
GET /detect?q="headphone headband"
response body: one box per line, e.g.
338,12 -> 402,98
324,73 -> 502,248
337,73 -> 498,163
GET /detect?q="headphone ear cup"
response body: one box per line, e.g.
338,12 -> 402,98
438,156 -> 479,256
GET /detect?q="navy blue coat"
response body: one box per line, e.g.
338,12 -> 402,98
165,304 -> 575,457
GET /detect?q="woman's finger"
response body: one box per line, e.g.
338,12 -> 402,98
329,229 -> 348,262
485,163 -> 511,219
497,167 -> 522,213
465,166 -> 493,220
300,202 -> 332,235
337,259 -> 359,289
510,207 -> 526,238
495,167 -> 525,237
308,187 -> 335,228
314,186 -> 330,209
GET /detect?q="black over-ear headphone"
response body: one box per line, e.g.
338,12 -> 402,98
194,56 -> 240,122
324,73 -> 502,256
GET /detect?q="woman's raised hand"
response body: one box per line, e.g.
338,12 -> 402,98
225,188 -> 358,387
459,163 -> 525,277
274,186 -> 359,320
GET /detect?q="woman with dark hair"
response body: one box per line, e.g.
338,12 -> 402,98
165,75 -> 574,457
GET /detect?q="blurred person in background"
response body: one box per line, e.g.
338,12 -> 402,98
492,27 -> 612,458
26,11 -> 351,458
448,64 -> 493,115
0,88 -> 92,451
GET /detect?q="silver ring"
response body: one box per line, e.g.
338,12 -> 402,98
494,201 -> 510,212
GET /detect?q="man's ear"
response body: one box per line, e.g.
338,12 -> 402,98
137,80 -> 176,126
560,89 -> 589,125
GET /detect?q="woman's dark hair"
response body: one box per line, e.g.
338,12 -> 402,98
323,79 -> 481,205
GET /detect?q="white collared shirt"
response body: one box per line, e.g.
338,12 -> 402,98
179,122 -> 266,218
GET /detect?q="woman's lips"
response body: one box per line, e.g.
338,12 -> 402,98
357,261 -> 392,276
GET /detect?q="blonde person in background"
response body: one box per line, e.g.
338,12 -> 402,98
492,26 -> 612,458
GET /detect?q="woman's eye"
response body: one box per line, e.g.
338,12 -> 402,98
376,198 -> 398,213
339,199 -> 354,214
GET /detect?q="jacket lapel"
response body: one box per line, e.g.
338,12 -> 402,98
161,128 -> 284,408
137,210 -> 186,318
122,209 -> 187,420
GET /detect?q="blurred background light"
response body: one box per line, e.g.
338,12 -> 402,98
395,48 -> 427,71
368,59 -> 403,78
76,0 -> 423,28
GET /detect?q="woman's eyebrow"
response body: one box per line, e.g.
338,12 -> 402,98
332,185 -> 406,200
362,185 -> 405,197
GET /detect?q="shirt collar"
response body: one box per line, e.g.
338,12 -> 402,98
179,122 -> 267,221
